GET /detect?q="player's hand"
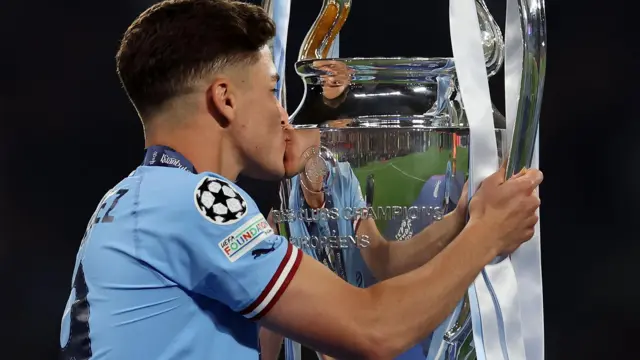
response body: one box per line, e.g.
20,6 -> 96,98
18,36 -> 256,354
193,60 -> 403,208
468,162 -> 543,256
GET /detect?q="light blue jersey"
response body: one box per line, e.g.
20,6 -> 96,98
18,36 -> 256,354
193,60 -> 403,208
288,162 -> 376,288
59,146 -> 302,360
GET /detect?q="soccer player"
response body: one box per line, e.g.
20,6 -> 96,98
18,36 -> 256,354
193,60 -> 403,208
59,1 -> 544,359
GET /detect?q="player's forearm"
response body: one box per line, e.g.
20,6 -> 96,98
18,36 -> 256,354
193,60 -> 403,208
359,221 -> 496,359
375,210 -> 466,280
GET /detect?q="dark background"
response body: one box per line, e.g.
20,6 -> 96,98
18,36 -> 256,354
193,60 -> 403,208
1,0 -> 638,359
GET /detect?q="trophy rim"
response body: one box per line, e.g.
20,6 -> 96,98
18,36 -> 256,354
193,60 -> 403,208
295,57 -> 456,77
292,117 -> 465,130
289,118 -> 506,130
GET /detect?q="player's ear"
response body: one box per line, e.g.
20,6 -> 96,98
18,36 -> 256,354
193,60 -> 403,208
206,76 -> 237,128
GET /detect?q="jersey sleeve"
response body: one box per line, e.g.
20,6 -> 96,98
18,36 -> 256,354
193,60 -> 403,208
137,173 -> 302,320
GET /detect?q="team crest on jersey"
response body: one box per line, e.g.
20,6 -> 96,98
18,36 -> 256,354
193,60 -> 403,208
195,176 -> 248,225
218,215 -> 274,262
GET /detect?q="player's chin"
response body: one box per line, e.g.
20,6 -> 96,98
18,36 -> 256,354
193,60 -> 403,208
283,157 -> 304,179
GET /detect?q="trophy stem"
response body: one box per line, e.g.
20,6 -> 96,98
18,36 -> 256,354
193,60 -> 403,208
298,0 -> 351,61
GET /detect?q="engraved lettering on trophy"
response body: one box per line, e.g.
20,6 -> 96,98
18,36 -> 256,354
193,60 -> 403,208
273,206 -> 444,224
289,234 -> 370,249
406,206 -> 419,220
309,236 -> 319,248
341,206 -> 354,220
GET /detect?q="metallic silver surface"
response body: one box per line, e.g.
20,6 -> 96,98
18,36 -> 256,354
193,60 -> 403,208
505,0 -> 547,179
444,293 -> 474,360
476,0 -> 505,77
289,58 -> 506,129
278,58 -> 506,359
298,0 -> 351,61
276,0 -> 544,358
443,0 -> 546,356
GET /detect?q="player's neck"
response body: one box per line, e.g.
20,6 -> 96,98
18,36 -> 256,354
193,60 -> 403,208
145,126 -> 243,181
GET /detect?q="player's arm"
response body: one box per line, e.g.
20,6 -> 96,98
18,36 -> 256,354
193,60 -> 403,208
351,169 -> 467,281
260,220 -> 497,360
357,210 -> 466,281
141,174 -> 488,359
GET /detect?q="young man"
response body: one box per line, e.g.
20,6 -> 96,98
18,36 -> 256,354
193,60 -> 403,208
59,1 -> 544,359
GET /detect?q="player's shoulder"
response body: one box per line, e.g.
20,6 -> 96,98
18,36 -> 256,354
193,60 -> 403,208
138,167 -> 259,228
192,172 -> 257,225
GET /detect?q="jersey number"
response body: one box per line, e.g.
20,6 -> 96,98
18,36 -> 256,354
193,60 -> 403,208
61,188 -> 129,360
96,188 -> 129,224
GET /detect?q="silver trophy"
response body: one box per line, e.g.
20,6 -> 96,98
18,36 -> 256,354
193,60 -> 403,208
269,0 -> 546,359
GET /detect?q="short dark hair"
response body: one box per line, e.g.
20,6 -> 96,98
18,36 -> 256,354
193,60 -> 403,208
116,0 -> 276,118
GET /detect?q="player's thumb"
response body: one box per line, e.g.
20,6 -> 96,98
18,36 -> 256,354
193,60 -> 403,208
510,167 -> 528,179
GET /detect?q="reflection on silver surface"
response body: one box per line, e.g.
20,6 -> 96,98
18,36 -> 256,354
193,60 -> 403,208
296,0 -> 503,74
443,293 -> 474,360
476,0 -> 505,77
298,0 -> 351,61
276,0 -> 543,358
290,58 -> 506,130
505,0 -> 547,179
279,58 -> 506,359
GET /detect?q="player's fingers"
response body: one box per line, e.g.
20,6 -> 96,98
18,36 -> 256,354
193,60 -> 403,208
510,167 -> 528,179
524,193 -> 541,211
522,169 -> 543,188
483,165 -> 507,188
505,169 -> 543,194
524,214 -> 539,229
500,158 -> 508,171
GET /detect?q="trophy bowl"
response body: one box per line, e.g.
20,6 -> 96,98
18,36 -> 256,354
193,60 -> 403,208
274,57 -> 507,360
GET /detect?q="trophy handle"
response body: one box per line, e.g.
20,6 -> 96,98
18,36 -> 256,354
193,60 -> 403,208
475,0 -> 505,77
298,0 -> 352,61
297,0 -> 503,76
504,0 -> 547,179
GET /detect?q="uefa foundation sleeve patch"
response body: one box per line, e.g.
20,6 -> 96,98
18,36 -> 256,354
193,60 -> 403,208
218,215 -> 274,262
194,176 -> 248,225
